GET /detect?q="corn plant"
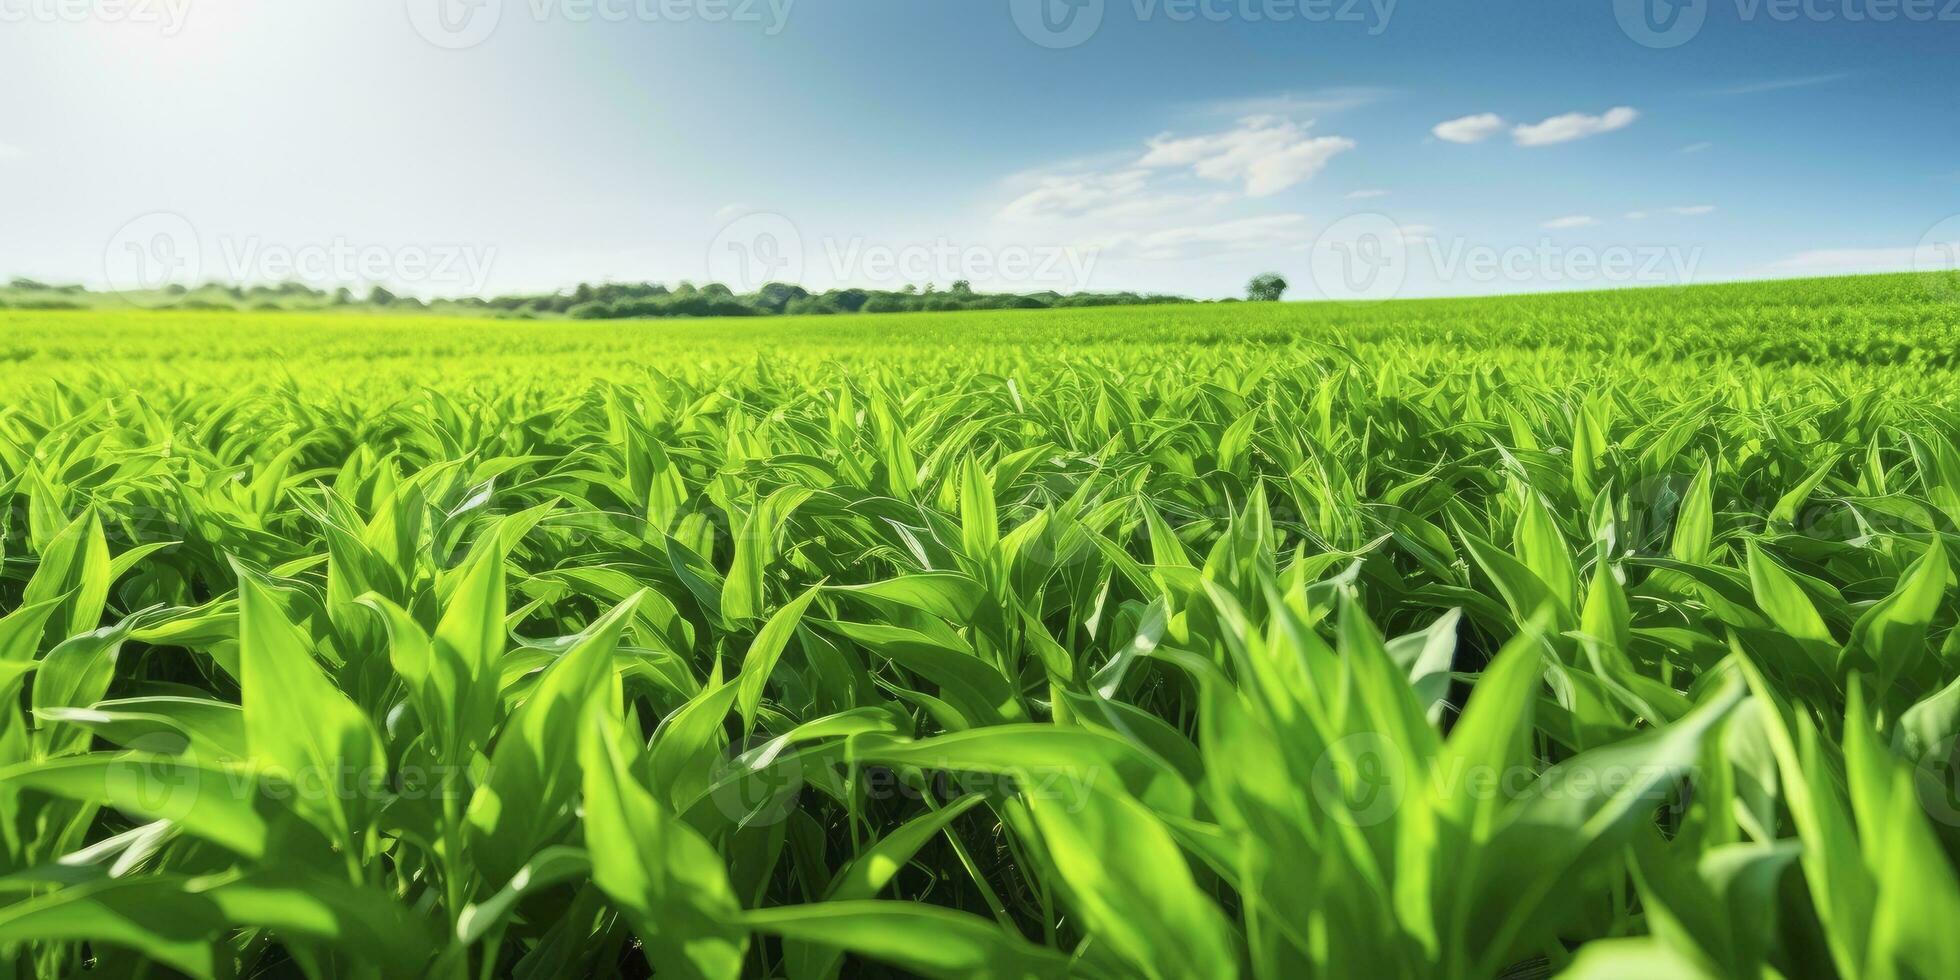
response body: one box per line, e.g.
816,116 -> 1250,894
1,273 -> 1958,978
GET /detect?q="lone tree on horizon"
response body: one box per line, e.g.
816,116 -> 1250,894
1247,273 -> 1288,302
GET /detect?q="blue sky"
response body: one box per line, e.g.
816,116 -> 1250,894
1,0 -> 1956,300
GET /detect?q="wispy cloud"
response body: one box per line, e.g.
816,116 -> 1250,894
1202,88 -> 1390,121
1542,215 -> 1598,230
1763,244 -> 1952,276
1345,189 -> 1390,200
1432,113 -> 1506,144
1115,215 -> 1314,260
1139,117 -> 1356,197
1628,205 -> 1716,220
999,169 -> 1166,224
1705,73 -> 1849,96
1512,107 -> 1638,147
1680,141 -> 1713,154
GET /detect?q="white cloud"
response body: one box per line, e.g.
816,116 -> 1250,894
713,202 -> 754,222
1626,211 -> 1650,221
1118,214 -> 1313,260
1345,189 -> 1390,200
1542,215 -> 1598,230
1138,117 -> 1355,197
997,169 -> 1155,223
1765,243 -> 1958,276
1512,107 -> 1639,147
1432,113 -> 1506,144
1680,142 -> 1712,154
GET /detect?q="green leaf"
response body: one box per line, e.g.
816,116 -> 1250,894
581,708 -> 748,980
744,902 -> 1069,980
0,752 -> 275,860
1847,538 -> 1948,688
1670,459 -> 1715,564
237,568 -> 386,850
1745,540 -> 1836,660
737,584 -> 823,735
0,876 -> 221,978
467,592 -> 642,886
433,527 -> 512,762
1028,780 -> 1239,980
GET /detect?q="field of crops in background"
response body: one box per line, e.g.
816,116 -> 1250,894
3,271 -> 1960,978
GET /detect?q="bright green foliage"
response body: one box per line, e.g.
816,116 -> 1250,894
1,273 -> 1959,978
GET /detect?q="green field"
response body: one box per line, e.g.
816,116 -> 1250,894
4,272 -> 1960,978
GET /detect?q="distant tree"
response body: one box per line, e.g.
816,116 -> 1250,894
332,287 -> 354,305
368,286 -> 397,306
754,281 -> 809,313
1247,273 -> 1288,302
